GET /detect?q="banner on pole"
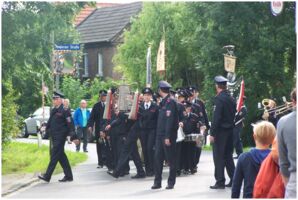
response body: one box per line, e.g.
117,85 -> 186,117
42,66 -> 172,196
157,39 -> 165,72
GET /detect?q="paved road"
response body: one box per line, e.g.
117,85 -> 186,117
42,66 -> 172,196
9,138 -> 233,198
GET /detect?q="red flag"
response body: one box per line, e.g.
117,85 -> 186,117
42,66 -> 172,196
237,79 -> 245,113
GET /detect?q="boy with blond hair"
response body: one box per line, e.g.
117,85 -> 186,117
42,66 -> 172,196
231,121 -> 276,198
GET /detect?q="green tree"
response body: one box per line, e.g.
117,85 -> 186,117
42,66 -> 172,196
115,2 -> 296,146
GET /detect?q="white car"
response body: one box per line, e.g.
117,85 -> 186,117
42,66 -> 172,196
21,107 -> 50,138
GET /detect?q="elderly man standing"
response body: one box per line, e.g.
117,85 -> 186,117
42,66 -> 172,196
74,100 -> 90,152
277,88 -> 296,198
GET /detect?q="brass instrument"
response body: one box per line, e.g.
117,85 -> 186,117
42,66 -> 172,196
261,98 -> 293,119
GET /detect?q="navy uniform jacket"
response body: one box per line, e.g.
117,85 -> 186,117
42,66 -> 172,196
234,105 -> 247,128
138,101 -> 159,130
109,111 -> 130,137
210,90 -> 236,136
46,104 -> 75,139
177,102 -> 186,123
182,113 -> 201,135
156,94 -> 179,140
195,98 -> 210,129
87,101 -> 105,135
191,102 -> 205,126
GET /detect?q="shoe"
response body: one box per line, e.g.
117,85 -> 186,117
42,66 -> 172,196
58,176 -> 73,182
131,173 -> 146,179
166,185 -> 174,189
38,175 -> 50,182
107,171 -> 119,178
124,171 -> 130,175
225,181 -> 232,187
83,150 -> 88,153
97,165 -> 103,168
190,169 -> 197,174
151,184 -> 161,189
176,171 -> 181,177
210,184 -> 225,189
76,150 -> 79,152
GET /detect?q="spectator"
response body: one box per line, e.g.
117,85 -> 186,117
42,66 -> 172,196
63,99 -> 70,110
231,121 -> 276,198
74,100 -> 90,152
277,88 -> 296,198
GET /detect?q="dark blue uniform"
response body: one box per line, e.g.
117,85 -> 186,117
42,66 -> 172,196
176,102 -> 186,175
138,101 -> 159,176
233,105 -> 247,157
153,94 -> 179,187
43,104 -> 75,181
211,90 -> 236,186
87,101 -> 106,167
181,112 -> 200,173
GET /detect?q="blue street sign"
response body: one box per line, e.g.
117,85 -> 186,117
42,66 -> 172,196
54,44 -> 80,50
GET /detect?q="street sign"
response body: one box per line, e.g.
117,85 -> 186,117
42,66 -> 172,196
54,44 -> 80,51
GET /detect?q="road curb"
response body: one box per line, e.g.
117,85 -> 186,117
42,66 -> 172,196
2,174 -> 40,197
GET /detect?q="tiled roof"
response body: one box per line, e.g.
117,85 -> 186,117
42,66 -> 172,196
76,2 -> 142,44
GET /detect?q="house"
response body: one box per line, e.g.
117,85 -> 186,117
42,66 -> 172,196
76,2 -> 143,80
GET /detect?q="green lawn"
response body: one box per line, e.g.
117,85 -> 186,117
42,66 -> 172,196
203,145 -> 252,153
2,142 -> 88,175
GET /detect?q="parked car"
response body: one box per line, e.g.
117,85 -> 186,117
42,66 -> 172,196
21,106 -> 96,142
21,107 -> 50,138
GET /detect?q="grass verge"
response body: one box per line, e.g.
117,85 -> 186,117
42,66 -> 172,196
203,145 -> 252,153
2,141 -> 87,175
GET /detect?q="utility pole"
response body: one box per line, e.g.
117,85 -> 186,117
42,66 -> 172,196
50,31 -> 55,91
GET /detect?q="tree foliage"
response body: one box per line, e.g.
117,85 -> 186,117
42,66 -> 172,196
115,2 -> 296,146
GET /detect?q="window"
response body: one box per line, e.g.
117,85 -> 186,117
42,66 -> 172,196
83,53 -> 88,76
97,53 -> 103,77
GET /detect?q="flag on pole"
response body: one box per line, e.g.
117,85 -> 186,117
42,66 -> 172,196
236,79 -> 245,113
156,38 -> 165,72
146,46 -> 152,87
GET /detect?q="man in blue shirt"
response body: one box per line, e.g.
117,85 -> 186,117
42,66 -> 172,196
74,100 -> 90,152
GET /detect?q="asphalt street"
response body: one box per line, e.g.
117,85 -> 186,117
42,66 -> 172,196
8,138 -> 233,198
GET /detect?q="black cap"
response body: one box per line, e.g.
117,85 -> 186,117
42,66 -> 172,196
53,91 -> 65,99
184,89 -> 193,97
214,75 -> 228,85
158,80 -> 172,89
188,86 -> 195,93
99,90 -> 107,96
177,90 -> 187,98
142,87 -> 153,95
111,87 -> 117,94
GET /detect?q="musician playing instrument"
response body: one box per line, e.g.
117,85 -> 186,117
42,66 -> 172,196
175,90 -> 187,176
180,101 -> 203,174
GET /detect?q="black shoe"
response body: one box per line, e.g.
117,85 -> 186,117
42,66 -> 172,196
176,171 -> 181,176
210,184 -> 225,189
166,185 -> 174,189
131,173 -> 146,179
151,184 -> 161,189
225,182 -> 232,187
76,150 -> 79,152
58,176 -> 73,182
124,171 -> 130,175
97,165 -> 103,168
107,171 -> 119,178
83,150 -> 88,153
38,175 -> 50,182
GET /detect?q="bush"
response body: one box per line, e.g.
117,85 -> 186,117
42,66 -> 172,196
2,81 -> 20,147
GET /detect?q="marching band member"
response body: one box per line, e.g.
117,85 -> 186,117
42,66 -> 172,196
138,87 -> 159,177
